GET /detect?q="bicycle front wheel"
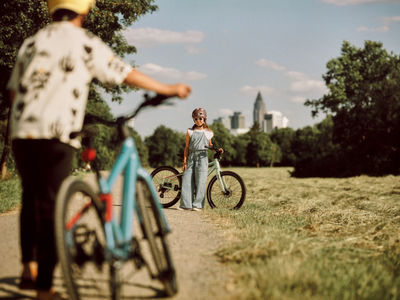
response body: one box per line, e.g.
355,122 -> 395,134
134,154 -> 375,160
150,166 -> 182,208
55,177 -> 114,300
136,180 -> 178,296
207,171 -> 246,209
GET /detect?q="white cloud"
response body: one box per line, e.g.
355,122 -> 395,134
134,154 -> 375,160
139,63 -> 207,81
290,96 -> 307,104
290,79 -> 327,94
186,71 -> 208,81
240,85 -> 275,95
322,0 -> 399,5
255,59 -> 286,71
381,15 -> 400,24
285,70 -> 308,81
250,59 -> 328,101
356,25 -> 389,32
124,27 -> 205,47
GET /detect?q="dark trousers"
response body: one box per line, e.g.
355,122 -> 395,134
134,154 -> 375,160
13,139 -> 74,290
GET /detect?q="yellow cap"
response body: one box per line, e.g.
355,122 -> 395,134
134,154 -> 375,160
47,0 -> 96,15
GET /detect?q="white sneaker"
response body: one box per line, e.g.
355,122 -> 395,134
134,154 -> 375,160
177,207 -> 191,211
192,208 -> 202,212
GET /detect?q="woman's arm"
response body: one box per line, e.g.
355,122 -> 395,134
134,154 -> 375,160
182,132 -> 190,171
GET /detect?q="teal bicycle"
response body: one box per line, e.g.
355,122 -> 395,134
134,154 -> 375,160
151,146 -> 246,210
55,94 -> 177,300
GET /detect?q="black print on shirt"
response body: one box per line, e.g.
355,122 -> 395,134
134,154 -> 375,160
85,30 -> 95,39
72,88 -> 80,99
24,41 -> 36,60
38,50 -> 50,58
18,83 -> 27,94
59,56 -> 75,81
108,57 -> 126,74
49,121 -> 64,139
25,115 -> 38,123
31,69 -> 51,90
82,44 -> 94,71
14,101 -> 25,121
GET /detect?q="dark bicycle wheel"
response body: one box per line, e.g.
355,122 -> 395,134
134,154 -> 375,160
136,180 -> 178,296
207,171 -> 246,209
55,177 -> 118,300
150,166 -> 182,208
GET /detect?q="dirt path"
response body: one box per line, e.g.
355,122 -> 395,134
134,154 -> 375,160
0,206 -> 237,299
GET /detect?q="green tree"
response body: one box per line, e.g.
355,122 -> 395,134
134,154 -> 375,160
269,127 -> 296,166
0,0 -> 157,177
210,122 -> 236,166
291,117 -> 342,177
305,40 -> 400,175
145,126 -> 185,168
232,134 -> 250,166
245,123 -> 280,167
130,128 -> 149,167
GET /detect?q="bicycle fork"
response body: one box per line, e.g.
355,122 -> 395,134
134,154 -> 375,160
212,160 -> 229,195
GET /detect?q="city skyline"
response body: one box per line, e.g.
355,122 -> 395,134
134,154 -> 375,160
214,91 -> 289,135
107,0 -> 400,137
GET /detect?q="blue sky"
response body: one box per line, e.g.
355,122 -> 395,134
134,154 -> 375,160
108,0 -> 400,138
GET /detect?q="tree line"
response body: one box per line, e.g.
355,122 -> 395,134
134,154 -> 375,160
1,1 -> 399,178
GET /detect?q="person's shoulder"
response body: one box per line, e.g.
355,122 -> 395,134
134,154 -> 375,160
187,128 -> 194,136
205,129 -> 213,139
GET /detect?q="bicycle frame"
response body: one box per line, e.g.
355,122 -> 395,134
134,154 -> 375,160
207,157 -> 230,193
97,136 -> 170,260
160,155 -> 229,194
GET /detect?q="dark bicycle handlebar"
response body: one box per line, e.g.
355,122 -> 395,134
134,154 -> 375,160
205,145 -> 224,160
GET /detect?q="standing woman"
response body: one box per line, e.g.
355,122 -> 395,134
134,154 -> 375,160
179,108 -> 222,211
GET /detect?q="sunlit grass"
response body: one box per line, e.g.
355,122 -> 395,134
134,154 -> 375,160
205,167 -> 400,300
0,176 -> 21,213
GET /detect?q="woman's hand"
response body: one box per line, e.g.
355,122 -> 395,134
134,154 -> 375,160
182,162 -> 187,172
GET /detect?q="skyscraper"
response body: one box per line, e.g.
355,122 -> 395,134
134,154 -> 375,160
231,112 -> 245,129
253,91 -> 266,128
253,91 -> 289,133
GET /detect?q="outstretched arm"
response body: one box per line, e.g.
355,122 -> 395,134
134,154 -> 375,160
124,69 -> 191,98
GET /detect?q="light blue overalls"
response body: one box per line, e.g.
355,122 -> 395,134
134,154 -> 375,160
180,129 -> 210,209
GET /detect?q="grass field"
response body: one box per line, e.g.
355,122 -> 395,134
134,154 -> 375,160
2,168 -> 400,299
204,167 -> 400,300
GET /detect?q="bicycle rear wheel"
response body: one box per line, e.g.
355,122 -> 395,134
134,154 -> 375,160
207,171 -> 246,209
150,166 -> 182,208
136,180 -> 178,296
55,177 -> 115,300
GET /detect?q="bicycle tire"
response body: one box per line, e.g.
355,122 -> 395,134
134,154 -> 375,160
207,171 -> 246,209
150,166 -> 182,208
55,177 -> 116,300
136,180 -> 178,296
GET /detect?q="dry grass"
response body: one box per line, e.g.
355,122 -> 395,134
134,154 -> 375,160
205,167 -> 400,300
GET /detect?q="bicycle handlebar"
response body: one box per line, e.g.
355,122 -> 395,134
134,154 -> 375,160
205,145 -> 224,161
205,145 -> 221,152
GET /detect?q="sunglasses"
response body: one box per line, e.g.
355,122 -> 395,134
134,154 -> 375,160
194,117 -> 204,121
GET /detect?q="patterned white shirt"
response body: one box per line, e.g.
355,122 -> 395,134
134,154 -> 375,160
7,21 -> 132,148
